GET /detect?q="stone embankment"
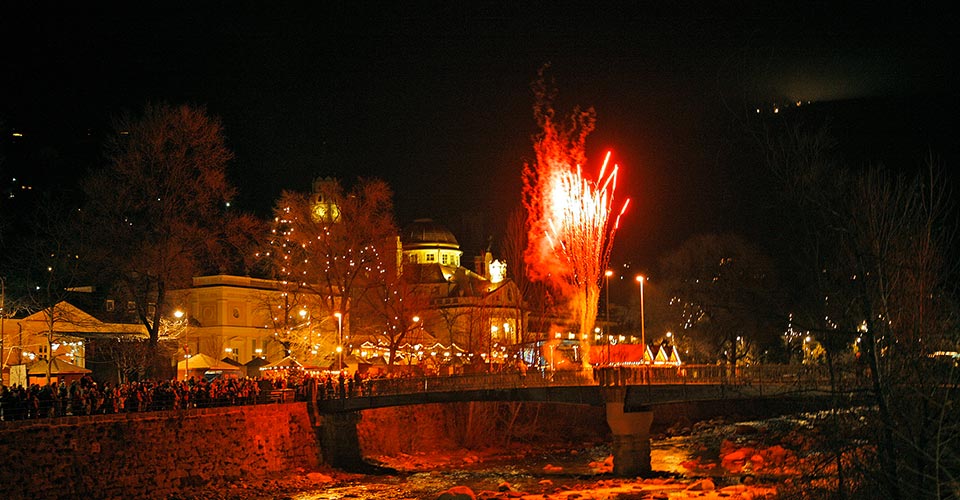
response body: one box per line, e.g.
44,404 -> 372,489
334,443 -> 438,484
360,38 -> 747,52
0,403 -> 319,499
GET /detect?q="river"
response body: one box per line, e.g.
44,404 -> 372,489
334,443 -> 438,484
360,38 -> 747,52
271,436 -> 735,499
200,415 -> 805,499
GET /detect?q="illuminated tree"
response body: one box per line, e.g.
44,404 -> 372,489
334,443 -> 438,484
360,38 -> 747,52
259,177 -> 397,357
81,103 -> 252,374
357,264 -> 434,366
659,233 -> 780,367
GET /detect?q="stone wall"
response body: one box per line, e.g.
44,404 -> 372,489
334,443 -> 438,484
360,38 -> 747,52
357,402 -> 610,456
0,403 -> 320,500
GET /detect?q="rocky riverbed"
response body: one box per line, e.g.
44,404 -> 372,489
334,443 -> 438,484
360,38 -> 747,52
176,413 -> 830,500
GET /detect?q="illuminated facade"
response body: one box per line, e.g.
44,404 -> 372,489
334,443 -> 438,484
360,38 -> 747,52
166,275 -> 340,367
0,301 -> 146,386
400,219 -> 525,360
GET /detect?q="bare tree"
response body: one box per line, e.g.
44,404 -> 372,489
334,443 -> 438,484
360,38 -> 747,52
761,120 -> 959,499
81,103 -> 251,375
659,233 -> 781,368
501,208 -> 533,345
357,268 -> 434,366
4,198 -> 92,383
259,178 -> 397,354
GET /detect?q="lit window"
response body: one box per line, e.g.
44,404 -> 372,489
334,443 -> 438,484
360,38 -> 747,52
441,254 -> 449,265
425,254 -> 436,262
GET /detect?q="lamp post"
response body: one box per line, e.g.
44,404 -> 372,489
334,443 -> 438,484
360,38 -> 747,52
174,309 -> 189,380
1,278 -> 6,379
334,312 -> 343,372
412,315 -> 422,366
604,270 -> 613,365
635,275 -> 645,363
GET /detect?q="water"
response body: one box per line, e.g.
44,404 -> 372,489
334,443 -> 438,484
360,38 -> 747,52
205,416 -> 811,498
279,439 -> 698,499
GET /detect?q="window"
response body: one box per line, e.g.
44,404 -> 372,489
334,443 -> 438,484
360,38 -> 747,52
425,254 -> 436,262
127,301 -> 136,312
105,299 -> 115,312
441,254 -> 449,265
409,254 -> 419,264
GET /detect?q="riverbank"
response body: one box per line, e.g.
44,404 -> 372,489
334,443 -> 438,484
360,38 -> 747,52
177,432 -> 785,499
175,411 -> 835,499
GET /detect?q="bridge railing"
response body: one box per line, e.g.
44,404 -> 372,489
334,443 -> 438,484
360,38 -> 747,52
596,364 -> 853,393
320,364 -> 860,401
353,369 -> 595,398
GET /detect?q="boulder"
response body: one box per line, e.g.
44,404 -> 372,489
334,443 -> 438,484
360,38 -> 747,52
722,450 -> 747,462
305,472 -> 332,483
497,481 -> 516,492
685,478 -> 716,491
437,485 -> 476,500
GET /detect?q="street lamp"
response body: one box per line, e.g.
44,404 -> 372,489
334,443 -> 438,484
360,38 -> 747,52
334,312 -> 343,372
635,275 -> 646,363
174,309 -> 189,380
604,270 -> 613,365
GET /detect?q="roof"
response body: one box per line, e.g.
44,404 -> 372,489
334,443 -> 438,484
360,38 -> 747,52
14,301 -> 148,336
26,358 -> 92,376
403,263 -> 451,284
177,353 -> 240,371
402,218 -> 459,250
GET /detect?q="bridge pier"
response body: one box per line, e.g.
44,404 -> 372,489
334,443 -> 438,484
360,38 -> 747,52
317,411 -> 365,470
603,386 -> 654,477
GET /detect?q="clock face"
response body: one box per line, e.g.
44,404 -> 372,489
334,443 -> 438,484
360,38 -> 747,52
311,200 -> 340,223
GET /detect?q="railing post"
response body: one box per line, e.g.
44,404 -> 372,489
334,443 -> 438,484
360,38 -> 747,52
758,363 -> 763,396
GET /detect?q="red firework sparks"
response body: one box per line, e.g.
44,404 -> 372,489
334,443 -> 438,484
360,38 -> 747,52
543,151 -> 629,288
522,80 -> 630,366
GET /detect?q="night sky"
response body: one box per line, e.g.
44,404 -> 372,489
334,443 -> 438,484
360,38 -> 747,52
2,2 -> 957,266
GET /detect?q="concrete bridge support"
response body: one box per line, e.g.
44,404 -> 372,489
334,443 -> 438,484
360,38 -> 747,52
604,388 -> 654,477
317,411 -> 365,470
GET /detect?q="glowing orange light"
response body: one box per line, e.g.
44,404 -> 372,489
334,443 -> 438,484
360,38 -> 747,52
521,77 -> 631,369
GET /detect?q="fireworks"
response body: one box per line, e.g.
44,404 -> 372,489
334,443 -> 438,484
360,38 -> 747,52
523,85 -> 629,368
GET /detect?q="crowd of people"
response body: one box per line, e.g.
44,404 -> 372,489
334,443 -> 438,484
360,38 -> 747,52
0,364 -> 493,422
0,368 -> 425,422
0,375 -> 267,421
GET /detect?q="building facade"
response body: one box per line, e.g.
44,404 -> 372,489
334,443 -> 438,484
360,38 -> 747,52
399,219 -> 525,364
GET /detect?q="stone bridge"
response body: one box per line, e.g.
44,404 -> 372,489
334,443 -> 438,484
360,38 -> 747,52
311,364 -> 858,476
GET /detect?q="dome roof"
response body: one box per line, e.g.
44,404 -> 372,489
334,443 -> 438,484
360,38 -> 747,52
402,219 -> 460,249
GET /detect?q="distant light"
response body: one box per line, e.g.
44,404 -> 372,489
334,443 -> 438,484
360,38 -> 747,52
225,202 -> 231,207
773,107 -> 779,113
11,132 -> 23,137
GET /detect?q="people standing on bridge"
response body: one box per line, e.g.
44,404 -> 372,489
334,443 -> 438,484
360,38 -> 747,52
352,370 -> 362,397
